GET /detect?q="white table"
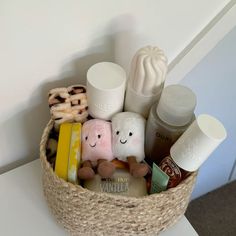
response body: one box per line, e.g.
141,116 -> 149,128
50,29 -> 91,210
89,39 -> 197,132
0,160 -> 198,235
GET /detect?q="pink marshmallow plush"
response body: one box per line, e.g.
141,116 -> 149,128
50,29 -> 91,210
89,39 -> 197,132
82,119 -> 113,162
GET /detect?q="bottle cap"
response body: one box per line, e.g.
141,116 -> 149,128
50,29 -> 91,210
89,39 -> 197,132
170,114 -> 227,172
125,86 -> 162,118
156,85 -> 196,126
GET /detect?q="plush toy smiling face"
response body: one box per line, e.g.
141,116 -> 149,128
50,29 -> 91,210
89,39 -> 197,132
82,119 -> 113,162
112,112 -> 146,162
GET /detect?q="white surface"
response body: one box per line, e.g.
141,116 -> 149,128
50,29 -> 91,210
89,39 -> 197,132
0,160 -> 198,236
0,0 -> 232,172
181,26 -> 236,198
166,0 -> 236,85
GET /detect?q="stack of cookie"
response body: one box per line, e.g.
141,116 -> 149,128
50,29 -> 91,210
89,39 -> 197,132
48,85 -> 88,129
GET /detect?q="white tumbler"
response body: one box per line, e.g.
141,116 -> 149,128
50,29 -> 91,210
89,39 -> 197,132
87,62 -> 126,120
170,114 -> 227,172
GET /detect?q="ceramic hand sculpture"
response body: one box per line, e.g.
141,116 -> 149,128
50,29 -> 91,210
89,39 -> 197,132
125,46 -> 168,118
78,119 -> 115,179
112,112 -> 148,177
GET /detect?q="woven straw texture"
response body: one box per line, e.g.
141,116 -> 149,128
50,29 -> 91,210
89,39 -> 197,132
40,120 -> 197,236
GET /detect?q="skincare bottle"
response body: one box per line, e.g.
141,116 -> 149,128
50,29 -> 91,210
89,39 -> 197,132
145,85 -> 196,164
124,46 -> 168,118
159,114 -> 227,188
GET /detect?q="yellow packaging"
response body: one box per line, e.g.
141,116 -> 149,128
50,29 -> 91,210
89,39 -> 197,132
55,123 -> 82,183
55,123 -> 72,180
67,123 -> 82,184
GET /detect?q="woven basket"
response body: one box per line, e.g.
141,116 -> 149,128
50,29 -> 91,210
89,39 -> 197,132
40,119 -> 197,236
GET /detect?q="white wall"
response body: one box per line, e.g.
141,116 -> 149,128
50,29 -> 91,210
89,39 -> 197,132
181,26 -> 236,199
0,0 -> 231,173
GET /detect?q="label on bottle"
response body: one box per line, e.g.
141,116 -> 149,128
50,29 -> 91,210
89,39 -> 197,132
155,132 -> 171,142
100,177 -> 129,193
159,156 -> 182,188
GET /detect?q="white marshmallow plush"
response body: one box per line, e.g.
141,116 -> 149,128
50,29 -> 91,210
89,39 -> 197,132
112,112 -> 146,162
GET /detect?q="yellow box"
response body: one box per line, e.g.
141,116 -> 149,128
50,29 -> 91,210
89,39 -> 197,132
55,123 -> 82,183
55,123 -> 72,181
68,123 -> 82,184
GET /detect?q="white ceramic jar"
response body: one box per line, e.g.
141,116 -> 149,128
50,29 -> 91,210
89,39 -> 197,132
87,62 -> 126,120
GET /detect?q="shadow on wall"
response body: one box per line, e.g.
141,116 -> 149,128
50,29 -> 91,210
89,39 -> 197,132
0,15 -> 138,174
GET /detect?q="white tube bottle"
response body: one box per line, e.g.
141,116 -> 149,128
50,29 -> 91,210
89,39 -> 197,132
145,85 -> 196,164
124,46 -> 168,118
159,114 -> 227,188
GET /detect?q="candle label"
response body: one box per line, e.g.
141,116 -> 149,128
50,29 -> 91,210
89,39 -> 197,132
100,177 -> 129,193
94,103 -> 113,112
159,156 -> 182,188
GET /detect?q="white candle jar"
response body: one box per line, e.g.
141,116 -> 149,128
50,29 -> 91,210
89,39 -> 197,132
87,62 -> 126,120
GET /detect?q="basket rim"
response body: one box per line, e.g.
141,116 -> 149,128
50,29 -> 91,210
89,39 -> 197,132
40,119 -> 197,201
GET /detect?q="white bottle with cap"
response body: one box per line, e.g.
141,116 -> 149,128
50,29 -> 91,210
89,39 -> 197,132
145,85 -> 197,164
124,46 -> 168,118
159,114 -> 227,188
